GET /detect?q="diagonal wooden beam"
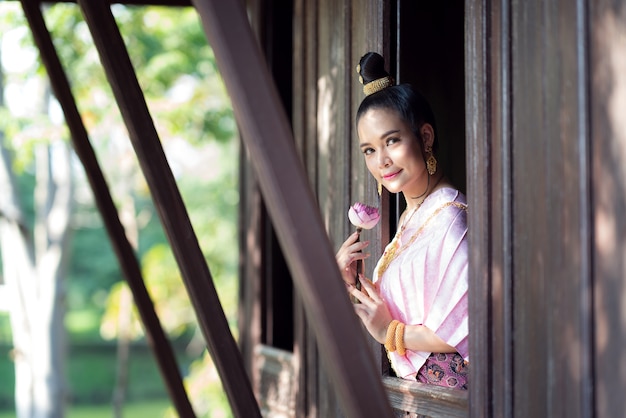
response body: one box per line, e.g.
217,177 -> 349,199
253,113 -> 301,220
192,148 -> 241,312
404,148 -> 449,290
74,1 -> 261,416
19,0 -> 195,416
191,1 -> 393,417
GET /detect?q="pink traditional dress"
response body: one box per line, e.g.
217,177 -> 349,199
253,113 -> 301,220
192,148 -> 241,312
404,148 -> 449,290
373,187 -> 469,389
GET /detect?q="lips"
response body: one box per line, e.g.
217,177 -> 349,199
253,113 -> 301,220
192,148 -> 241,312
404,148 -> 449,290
382,170 -> 402,180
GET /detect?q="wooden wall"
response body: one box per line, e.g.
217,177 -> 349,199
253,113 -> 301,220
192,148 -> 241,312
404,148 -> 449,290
248,0 -> 465,416
590,2 -> 626,417
242,0 -> 392,416
468,1 -> 626,417
292,1 -> 389,416
510,1 -> 591,416
241,0 -> 626,416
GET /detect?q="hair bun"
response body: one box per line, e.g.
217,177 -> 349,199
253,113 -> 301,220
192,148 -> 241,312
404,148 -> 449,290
356,52 -> 395,96
357,52 -> 389,84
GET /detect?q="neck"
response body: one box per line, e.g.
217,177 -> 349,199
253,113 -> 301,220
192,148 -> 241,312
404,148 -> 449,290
404,173 -> 444,210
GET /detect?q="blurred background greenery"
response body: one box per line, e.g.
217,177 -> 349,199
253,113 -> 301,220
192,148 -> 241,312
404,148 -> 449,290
1,3 -> 239,417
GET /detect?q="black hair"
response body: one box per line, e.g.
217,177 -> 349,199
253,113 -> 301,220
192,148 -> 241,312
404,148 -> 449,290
356,52 -> 439,154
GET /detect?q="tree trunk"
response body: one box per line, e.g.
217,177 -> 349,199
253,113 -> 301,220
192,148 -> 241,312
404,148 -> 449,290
112,175 -> 140,418
0,74 -> 73,417
32,139 -> 72,418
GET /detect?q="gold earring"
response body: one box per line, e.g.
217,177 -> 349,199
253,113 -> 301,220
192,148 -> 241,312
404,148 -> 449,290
377,181 -> 382,196
425,145 -> 437,176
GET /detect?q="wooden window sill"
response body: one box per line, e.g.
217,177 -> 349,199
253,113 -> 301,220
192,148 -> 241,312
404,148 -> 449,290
383,376 -> 468,417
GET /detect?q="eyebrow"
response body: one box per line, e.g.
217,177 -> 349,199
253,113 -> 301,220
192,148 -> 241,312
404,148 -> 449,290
359,129 -> 401,148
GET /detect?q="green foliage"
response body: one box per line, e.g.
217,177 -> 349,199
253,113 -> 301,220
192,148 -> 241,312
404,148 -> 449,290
0,5 -> 38,79
0,336 -> 195,410
1,4 -> 240,417
100,139 -> 240,341
67,222 -> 122,312
181,351 -> 233,418
0,400 -> 173,418
65,399 -> 172,418
113,6 -> 218,90
112,5 -> 236,145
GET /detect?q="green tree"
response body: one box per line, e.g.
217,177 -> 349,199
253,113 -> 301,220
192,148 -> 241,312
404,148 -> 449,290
1,3 -> 238,417
1,5 -> 73,417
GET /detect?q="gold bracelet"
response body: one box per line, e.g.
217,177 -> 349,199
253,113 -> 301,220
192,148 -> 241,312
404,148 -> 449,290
395,322 -> 406,356
384,320 -> 399,352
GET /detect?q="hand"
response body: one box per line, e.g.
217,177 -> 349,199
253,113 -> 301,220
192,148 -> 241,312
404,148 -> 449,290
348,276 -> 393,343
335,231 -> 370,285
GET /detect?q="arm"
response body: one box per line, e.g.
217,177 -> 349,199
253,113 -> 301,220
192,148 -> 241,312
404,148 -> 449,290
349,278 -> 456,354
403,324 -> 456,353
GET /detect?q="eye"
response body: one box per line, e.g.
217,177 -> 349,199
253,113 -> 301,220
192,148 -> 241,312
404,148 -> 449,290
362,147 -> 375,155
386,136 -> 400,146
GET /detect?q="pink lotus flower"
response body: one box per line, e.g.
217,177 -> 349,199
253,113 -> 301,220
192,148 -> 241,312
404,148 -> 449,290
348,202 -> 381,230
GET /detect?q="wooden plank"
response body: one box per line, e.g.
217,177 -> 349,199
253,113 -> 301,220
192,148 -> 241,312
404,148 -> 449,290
316,0 -> 349,415
304,0 -> 319,189
301,0 -> 321,415
292,0 -> 307,162
512,4 -> 551,415
512,0 -> 550,408
466,0 -> 517,416
465,1 -> 489,417
238,147 -> 264,382
543,3 -> 591,416
589,1 -> 626,417
350,0 -> 392,378
18,1 -> 195,416
254,345 -> 296,418
511,0 -> 592,416
489,1 -> 515,417
74,1 -> 261,416
466,0 -> 516,416
383,377 -> 468,418
291,1 -> 315,415
191,0 -> 394,417
238,0 -> 264,395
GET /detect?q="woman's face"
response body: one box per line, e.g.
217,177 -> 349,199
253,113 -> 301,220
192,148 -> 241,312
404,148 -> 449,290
357,107 -> 430,198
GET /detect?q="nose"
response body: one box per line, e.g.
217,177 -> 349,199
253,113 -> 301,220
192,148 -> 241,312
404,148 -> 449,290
378,148 -> 390,168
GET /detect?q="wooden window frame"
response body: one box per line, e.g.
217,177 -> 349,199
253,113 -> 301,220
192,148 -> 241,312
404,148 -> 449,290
374,0 -> 476,416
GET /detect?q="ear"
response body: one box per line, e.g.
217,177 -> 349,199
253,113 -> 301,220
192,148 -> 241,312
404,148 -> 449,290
420,123 -> 435,148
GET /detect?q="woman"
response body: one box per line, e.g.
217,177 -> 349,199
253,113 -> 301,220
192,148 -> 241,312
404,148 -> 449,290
336,52 -> 469,389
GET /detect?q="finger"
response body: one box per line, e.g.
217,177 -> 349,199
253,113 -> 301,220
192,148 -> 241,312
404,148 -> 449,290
360,275 -> 375,286
348,240 -> 371,254
357,275 -> 380,301
346,282 -> 365,301
338,253 -> 369,274
349,252 -> 370,264
338,231 -> 361,251
341,270 -> 357,286
353,304 -> 369,321
347,284 -> 376,308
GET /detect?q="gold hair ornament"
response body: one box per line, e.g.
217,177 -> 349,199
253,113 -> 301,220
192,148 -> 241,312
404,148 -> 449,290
363,76 -> 395,96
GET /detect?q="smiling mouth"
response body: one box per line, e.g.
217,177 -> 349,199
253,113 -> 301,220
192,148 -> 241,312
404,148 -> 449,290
382,170 -> 402,180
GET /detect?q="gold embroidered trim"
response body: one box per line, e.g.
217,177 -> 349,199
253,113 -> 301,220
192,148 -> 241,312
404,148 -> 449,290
377,201 -> 468,279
